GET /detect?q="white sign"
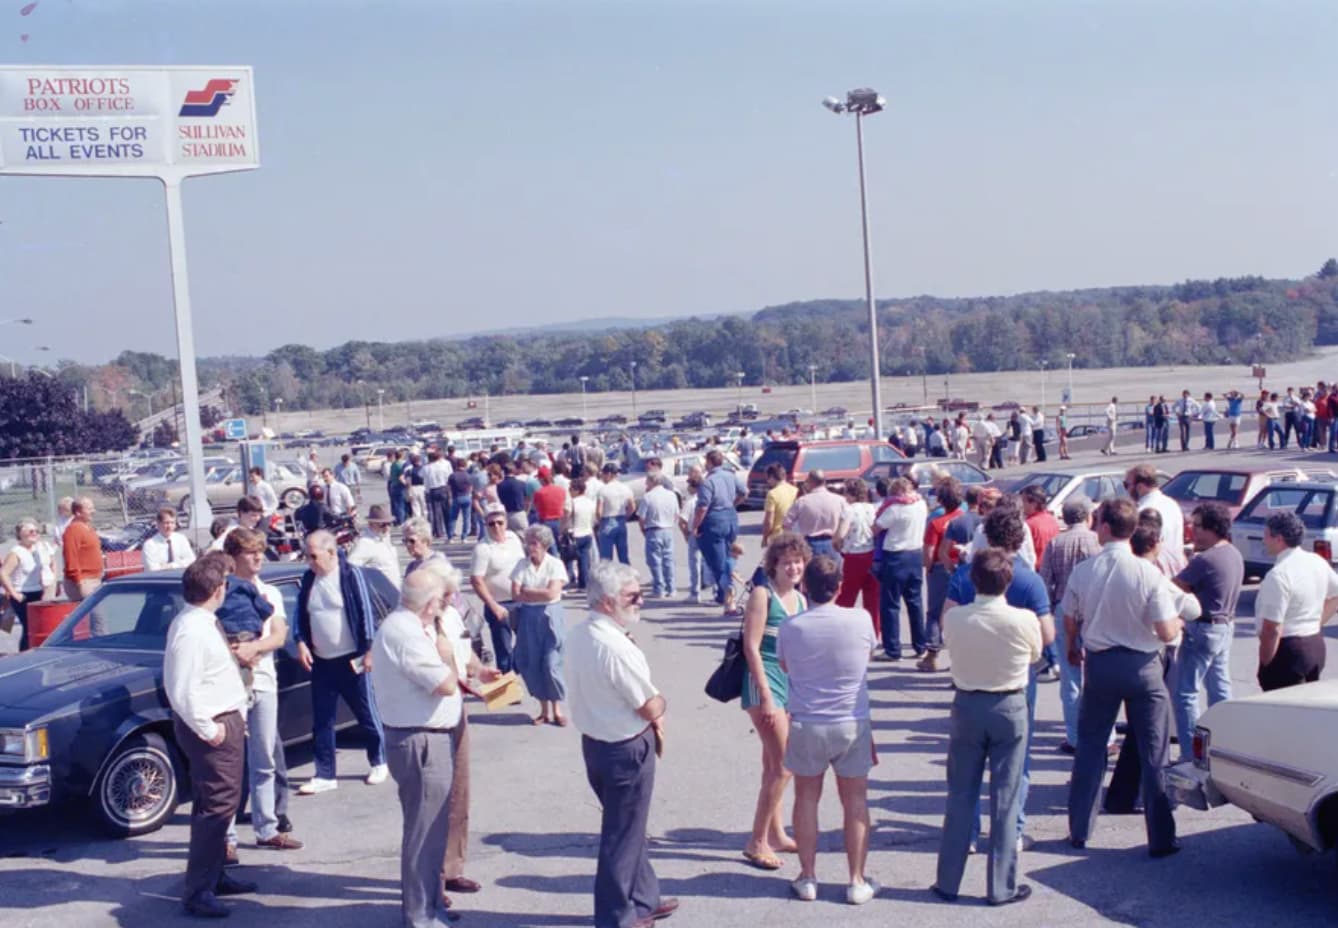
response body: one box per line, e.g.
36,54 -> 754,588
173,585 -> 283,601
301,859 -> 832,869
0,65 -> 259,179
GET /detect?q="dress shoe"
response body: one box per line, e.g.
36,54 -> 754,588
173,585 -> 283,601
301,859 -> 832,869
215,874 -> 258,897
989,884 -> 1032,906
223,843 -> 239,868
1069,837 -> 1087,850
929,884 -> 959,902
276,814 -> 293,834
1149,841 -> 1182,859
257,833 -> 305,850
184,891 -> 230,918
649,897 -> 679,919
441,876 -> 481,893
1058,740 -> 1076,755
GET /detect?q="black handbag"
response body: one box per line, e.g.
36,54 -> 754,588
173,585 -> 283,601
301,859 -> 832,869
704,624 -> 746,703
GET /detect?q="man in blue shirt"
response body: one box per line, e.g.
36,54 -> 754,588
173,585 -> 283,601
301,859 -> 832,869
945,500 -> 1054,851
691,450 -> 746,612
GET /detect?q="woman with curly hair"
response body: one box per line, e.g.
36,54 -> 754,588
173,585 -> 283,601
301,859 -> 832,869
740,531 -> 811,870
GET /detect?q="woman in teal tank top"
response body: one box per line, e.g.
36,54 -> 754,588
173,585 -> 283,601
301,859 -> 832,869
740,532 -> 811,870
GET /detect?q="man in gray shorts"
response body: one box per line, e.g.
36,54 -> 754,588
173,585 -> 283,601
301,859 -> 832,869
777,556 -> 878,905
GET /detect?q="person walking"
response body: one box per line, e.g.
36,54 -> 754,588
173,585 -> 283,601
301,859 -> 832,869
0,519 -> 55,652
739,533 -> 810,871
1061,499 -> 1183,858
932,548 -> 1040,907
470,504 -> 525,675
371,569 -> 463,928
163,553 -> 257,918
565,561 -> 678,928
510,524 -> 569,726
294,530 -> 388,795
1102,397 -> 1119,455
61,496 -> 103,602
778,556 -> 878,905
1254,512 -> 1338,691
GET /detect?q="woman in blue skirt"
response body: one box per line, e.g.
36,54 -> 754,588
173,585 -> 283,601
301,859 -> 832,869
510,524 -> 569,726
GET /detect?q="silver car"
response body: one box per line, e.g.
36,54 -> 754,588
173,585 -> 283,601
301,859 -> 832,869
1231,480 -> 1338,578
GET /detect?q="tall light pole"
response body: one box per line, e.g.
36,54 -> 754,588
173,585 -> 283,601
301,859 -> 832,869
357,379 -> 370,429
824,88 -> 886,439
915,346 -> 928,407
1039,359 -> 1049,410
630,361 -> 638,417
275,397 -> 283,427
376,388 -> 385,431
807,364 -> 818,412
1065,353 -> 1076,404
128,388 -> 154,416
735,371 -> 745,412
579,375 -> 589,422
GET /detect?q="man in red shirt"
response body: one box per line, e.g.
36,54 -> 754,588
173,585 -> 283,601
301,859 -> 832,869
917,477 -> 964,673
61,496 -> 103,601
530,467 -> 568,555
1020,485 -> 1061,568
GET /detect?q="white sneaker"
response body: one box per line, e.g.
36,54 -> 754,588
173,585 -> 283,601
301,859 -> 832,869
297,777 -> 338,795
791,877 -> 818,902
365,764 -> 389,786
847,878 -> 879,905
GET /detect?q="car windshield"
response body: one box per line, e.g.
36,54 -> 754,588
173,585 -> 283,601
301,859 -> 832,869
1161,471 -> 1248,506
1013,472 -> 1073,498
751,445 -> 797,476
43,582 -> 185,650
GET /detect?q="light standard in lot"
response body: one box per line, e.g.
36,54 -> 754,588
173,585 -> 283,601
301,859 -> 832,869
128,388 -> 154,417
915,346 -> 928,407
807,364 -> 818,413
275,397 -> 284,429
579,375 -> 589,422
357,379 -> 371,429
1039,359 -> 1049,410
376,388 -> 385,431
1065,352 -> 1076,404
630,361 -> 638,418
823,87 -> 886,439
735,371 -> 745,413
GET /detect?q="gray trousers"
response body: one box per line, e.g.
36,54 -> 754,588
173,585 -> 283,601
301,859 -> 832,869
1068,648 -> 1177,853
386,726 -> 457,928
582,728 -> 660,928
937,689 -> 1027,903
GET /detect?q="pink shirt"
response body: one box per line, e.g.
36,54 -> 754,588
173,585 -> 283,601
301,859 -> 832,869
782,486 -> 848,538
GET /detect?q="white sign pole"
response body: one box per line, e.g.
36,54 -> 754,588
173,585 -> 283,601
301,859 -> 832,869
162,176 -> 212,534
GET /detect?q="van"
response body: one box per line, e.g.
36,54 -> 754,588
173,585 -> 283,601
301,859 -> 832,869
745,439 -> 903,508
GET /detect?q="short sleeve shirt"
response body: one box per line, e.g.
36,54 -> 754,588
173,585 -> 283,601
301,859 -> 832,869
947,554 -> 1051,617
1254,546 -> 1338,638
511,554 -> 567,603
1175,542 -> 1244,623
566,615 -> 659,743
470,533 -> 525,604
924,510 -> 962,568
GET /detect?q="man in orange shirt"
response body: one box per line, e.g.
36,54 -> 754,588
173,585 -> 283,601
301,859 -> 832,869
1021,486 -> 1061,564
61,496 -> 103,601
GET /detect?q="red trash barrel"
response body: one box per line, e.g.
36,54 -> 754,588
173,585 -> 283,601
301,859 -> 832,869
27,601 -> 78,648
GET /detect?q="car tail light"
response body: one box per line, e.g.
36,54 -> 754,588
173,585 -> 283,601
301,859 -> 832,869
1184,523 -> 1193,545
1315,540 -> 1332,562
1192,726 -> 1210,769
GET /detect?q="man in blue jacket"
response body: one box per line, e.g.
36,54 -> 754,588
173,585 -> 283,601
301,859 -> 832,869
294,529 -> 388,795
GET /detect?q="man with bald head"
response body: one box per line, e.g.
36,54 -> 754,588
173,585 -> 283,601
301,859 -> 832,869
295,529 -> 387,795
61,496 -> 103,601
783,471 -> 847,566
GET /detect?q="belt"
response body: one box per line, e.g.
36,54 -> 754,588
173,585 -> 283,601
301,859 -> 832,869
212,709 -> 242,722
957,688 -> 1022,696
1194,617 -> 1233,625
805,534 -> 834,542
384,724 -> 457,735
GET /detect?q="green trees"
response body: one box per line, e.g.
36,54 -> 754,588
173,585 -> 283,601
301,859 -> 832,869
0,374 -> 137,458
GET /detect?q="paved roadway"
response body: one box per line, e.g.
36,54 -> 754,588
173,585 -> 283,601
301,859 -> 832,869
1,437 -> 1336,927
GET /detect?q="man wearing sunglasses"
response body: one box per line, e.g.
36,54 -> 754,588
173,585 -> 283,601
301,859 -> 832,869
470,504 -> 525,674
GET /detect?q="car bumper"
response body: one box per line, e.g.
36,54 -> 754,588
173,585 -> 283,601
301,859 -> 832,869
1165,761 -> 1227,812
0,763 -> 52,809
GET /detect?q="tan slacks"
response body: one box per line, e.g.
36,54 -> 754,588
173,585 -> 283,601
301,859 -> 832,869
62,577 -> 101,602
442,711 -> 471,880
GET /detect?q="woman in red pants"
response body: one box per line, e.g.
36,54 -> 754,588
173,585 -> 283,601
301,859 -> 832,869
834,478 -> 880,635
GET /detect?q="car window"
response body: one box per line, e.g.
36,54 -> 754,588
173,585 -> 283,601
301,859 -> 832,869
1161,471 -> 1247,505
1237,486 -> 1334,530
870,444 -> 902,463
752,445 -> 797,476
45,584 -> 184,650
1079,476 -> 1105,501
798,445 -> 861,473
942,462 -> 987,485
1014,473 -> 1070,499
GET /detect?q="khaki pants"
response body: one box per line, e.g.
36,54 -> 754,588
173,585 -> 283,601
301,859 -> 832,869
442,711 -> 471,880
62,577 -> 101,602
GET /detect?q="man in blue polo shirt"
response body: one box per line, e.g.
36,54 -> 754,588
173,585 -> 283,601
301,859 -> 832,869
944,499 -> 1054,852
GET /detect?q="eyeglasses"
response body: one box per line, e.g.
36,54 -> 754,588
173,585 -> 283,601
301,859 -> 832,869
622,590 -> 644,604
487,520 -> 505,527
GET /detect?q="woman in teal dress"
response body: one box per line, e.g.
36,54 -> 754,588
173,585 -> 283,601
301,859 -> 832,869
740,531 -> 811,870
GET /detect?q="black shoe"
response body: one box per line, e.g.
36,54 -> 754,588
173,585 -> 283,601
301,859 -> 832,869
1069,837 -> 1086,850
234,811 -> 251,826
1103,804 -> 1143,816
1058,740 -> 1076,756
184,891 -> 230,918
215,874 -> 258,897
1149,841 -> 1182,859
929,884 -> 959,902
276,813 -> 293,834
989,884 -> 1032,906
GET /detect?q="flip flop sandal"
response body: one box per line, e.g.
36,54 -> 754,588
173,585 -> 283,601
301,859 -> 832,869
742,850 -> 783,871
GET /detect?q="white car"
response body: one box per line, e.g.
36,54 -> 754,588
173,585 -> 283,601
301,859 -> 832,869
1008,467 -> 1169,517
1167,679 -> 1338,855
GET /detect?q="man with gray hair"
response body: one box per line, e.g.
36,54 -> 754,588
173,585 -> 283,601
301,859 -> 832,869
1038,495 -> 1102,753
372,569 -> 462,928
639,474 -> 680,598
782,470 -> 847,566
566,561 -> 677,928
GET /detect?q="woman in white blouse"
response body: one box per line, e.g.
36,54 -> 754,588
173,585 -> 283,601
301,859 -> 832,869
1,518 -> 56,651
833,478 -> 879,631
511,524 -> 569,726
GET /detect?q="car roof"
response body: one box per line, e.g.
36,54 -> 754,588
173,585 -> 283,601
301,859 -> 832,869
105,563 -> 309,586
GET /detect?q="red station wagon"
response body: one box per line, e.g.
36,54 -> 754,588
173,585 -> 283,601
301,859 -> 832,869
745,439 -> 903,508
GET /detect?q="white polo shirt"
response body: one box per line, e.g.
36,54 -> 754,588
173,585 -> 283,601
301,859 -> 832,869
1255,546 -> 1338,639
565,613 -> 659,743
371,608 -> 461,730
876,497 -> 928,553
1137,488 -> 1184,552
348,532 -> 402,590
470,532 -> 525,605
597,479 -> 634,519
1060,541 -> 1179,653
163,605 -> 248,743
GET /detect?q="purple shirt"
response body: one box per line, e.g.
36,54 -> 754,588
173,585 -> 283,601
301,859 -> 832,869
776,601 -> 876,723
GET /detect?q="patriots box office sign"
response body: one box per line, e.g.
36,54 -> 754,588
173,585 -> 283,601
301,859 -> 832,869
0,65 -> 258,178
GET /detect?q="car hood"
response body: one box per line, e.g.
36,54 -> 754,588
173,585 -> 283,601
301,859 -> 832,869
0,648 -> 159,726
1210,678 -> 1338,712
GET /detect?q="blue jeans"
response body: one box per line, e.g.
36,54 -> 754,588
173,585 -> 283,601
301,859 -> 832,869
1173,621 -> 1233,761
644,527 -> 675,595
449,496 -> 473,539
1054,614 -> 1081,746
573,535 -> 594,589
310,654 -> 385,780
485,601 -> 516,673
923,565 -> 950,653
1329,419 -> 1338,453
1268,419 -> 1283,449
542,518 -> 562,557
697,509 -> 738,605
686,533 -> 713,595
877,549 -> 924,656
806,536 -> 842,570
1155,422 -> 1169,452
597,516 -> 630,564
388,482 -> 407,524
1203,421 -> 1215,449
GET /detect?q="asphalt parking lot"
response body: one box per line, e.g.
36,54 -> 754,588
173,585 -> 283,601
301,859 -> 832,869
1,439 -> 1336,927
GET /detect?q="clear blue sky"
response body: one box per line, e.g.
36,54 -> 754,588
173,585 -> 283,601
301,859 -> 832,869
1,0 -> 1334,364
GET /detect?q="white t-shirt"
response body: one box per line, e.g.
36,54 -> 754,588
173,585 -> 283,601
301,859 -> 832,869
1255,546 -> 1338,639
437,604 -> 474,676
470,533 -> 526,605
10,544 -> 51,593
569,496 -> 597,538
511,554 -> 567,604
876,498 -> 928,553
252,577 -> 286,694
309,571 -> 356,658
597,479 -> 634,518
348,533 -> 402,589
841,501 -> 878,555
326,480 -> 356,516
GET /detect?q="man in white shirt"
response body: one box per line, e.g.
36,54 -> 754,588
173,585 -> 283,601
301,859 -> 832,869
163,552 -> 255,918
470,504 -> 526,674
142,508 -> 197,572
300,449 -> 321,485
874,478 -> 929,660
1102,397 -> 1119,455
1124,464 -> 1182,553
1254,512 -> 1338,691
348,504 -> 402,589
423,450 -> 453,540
565,561 -> 677,928
595,464 -> 636,565
248,467 -> 280,516
1061,499 -> 1183,858
372,569 -> 463,928
208,496 -> 266,554
1173,390 -> 1200,452
639,475 -> 680,598
1198,392 -> 1220,450
322,467 -> 357,520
